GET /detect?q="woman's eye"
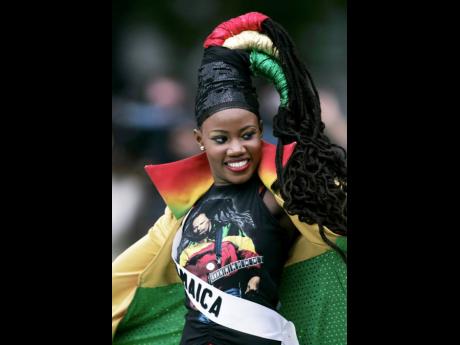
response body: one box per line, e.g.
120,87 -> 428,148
242,132 -> 255,140
212,136 -> 227,144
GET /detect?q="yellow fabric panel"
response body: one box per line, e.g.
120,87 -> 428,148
112,207 -> 178,337
138,212 -> 183,288
272,193 -> 340,266
285,235 -> 328,266
112,288 -> 136,339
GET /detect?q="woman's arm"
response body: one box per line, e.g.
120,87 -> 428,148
264,188 -> 344,265
262,190 -> 299,241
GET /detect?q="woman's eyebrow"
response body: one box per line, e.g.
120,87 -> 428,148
210,125 -> 257,134
239,125 -> 257,132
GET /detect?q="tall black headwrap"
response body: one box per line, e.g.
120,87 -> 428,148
195,46 -> 259,127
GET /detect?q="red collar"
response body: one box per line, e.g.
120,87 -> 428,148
145,140 -> 296,219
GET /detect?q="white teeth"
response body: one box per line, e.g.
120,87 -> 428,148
227,160 -> 248,168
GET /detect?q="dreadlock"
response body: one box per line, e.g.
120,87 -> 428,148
262,19 -> 347,263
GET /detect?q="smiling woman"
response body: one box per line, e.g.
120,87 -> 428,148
194,108 -> 263,186
113,11 -> 347,345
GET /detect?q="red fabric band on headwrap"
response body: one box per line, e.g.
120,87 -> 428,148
203,12 -> 269,48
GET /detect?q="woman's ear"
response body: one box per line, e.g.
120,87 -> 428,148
193,128 -> 204,150
259,120 -> 264,138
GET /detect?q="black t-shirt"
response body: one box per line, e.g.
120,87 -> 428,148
177,175 -> 297,345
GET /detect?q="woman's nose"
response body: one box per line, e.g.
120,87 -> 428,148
227,140 -> 246,155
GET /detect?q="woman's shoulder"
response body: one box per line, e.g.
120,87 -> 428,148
261,187 -> 299,237
261,188 -> 283,218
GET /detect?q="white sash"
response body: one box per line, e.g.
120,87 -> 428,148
172,213 -> 299,345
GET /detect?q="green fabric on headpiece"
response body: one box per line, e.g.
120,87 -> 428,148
249,50 -> 289,108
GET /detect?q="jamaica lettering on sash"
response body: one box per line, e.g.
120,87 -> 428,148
176,265 -> 223,317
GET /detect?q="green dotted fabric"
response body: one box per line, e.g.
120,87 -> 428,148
113,284 -> 186,345
279,250 -> 347,345
113,250 -> 347,345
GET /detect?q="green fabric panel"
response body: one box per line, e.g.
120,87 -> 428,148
113,284 -> 186,345
113,252 -> 347,345
279,250 -> 347,345
335,236 -> 347,253
249,50 -> 289,107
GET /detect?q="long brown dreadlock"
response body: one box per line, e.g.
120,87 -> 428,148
262,19 -> 347,263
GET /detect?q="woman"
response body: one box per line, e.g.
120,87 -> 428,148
112,12 -> 347,345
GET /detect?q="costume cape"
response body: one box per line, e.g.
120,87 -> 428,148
112,141 -> 347,345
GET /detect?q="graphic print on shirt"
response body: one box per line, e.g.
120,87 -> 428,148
177,197 -> 263,311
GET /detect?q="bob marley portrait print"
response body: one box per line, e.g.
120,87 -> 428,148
177,197 -> 264,311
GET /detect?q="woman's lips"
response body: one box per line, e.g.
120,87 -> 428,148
224,159 -> 250,172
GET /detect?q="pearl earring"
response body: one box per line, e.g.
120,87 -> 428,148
200,146 -> 205,151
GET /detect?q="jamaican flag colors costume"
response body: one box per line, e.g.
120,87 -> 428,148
112,12 -> 347,345
112,143 -> 347,345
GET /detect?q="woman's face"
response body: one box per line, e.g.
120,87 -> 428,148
195,108 -> 263,186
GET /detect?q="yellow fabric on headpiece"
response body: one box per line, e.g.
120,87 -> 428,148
223,30 -> 279,59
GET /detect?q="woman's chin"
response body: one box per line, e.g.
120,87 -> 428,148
224,171 -> 254,184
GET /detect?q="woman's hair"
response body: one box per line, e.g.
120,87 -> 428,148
200,197 -> 255,235
180,197 -> 255,257
262,19 -> 347,263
